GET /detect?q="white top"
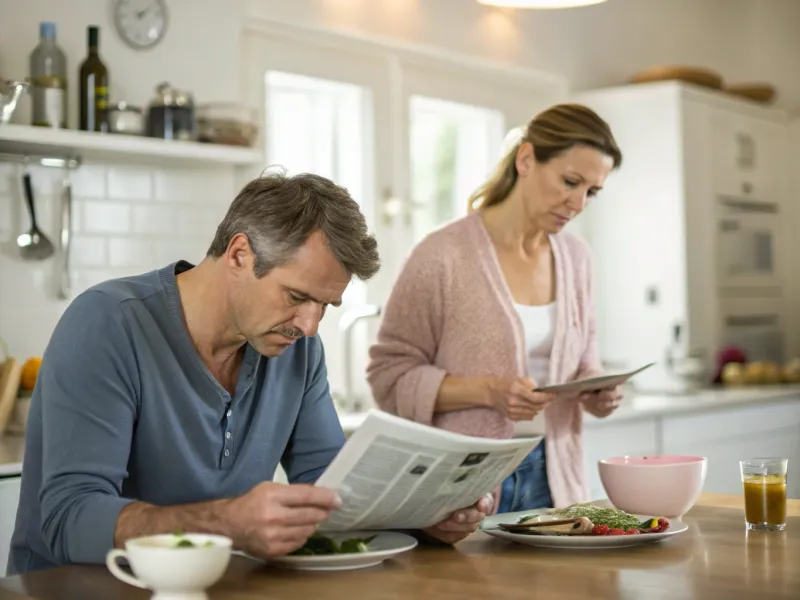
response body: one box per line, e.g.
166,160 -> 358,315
514,302 -> 556,435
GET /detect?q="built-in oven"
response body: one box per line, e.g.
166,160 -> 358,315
716,198 -> 781,291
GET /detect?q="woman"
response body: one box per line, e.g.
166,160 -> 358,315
366,103 -> 623,513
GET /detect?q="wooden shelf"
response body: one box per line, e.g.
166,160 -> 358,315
0,124 -> 264,168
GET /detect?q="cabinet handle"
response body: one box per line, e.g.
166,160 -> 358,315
742,182 -> 753,195
736,133 -> 756,168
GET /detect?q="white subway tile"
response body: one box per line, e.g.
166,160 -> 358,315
81,201 -> 132,233
0,163 -> 14,195
70,165 -> 107,198
176,207 -> 220,237
108,166 -> 153,201
0,193 -> 12,234
152,239 -> 207,265
69,235 -> 108,267
153,171 -> 197,202
133,204 -> 176,235
108,238 -> 154,267
154,169 -> 235,205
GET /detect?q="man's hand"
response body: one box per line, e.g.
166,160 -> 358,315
420,493 -> 493,545
223,482 -> 341,558
580,386 -> 622,418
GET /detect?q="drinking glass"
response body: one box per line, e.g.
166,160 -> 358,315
740,458 -> 788,531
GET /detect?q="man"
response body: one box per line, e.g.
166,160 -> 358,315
8,171 -> 492,575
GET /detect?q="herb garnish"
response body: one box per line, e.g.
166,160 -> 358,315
543,503 -> 643,530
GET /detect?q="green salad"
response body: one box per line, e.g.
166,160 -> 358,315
291,534 -> 377,556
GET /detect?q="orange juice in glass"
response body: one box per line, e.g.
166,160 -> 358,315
740,458 -> 788,531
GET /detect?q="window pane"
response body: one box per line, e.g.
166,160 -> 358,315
409,96 -> 504,243
265,71 -> 373,400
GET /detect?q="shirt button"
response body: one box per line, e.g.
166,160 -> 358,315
225,432 -> 231,439
226,410 -> 232,417
224,449 -> 230,457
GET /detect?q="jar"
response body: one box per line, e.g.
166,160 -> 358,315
107,101 -> 143,135
145,82 -> 196,141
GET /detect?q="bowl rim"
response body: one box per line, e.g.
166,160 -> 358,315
126,533 -> 233,550
598,455 -> 707,467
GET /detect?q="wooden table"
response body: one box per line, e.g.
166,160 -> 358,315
1,494 -> 798,600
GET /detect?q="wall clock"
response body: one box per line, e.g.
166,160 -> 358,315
114,0 -> 169,50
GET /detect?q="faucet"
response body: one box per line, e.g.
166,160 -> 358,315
337,304 -> 381,412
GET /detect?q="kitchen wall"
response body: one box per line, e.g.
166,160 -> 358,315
2,0 -> 800,112
1,0 -> 799,364
0,161 -> 234,359
0,0 -> 243,129
244,0 -> 800,110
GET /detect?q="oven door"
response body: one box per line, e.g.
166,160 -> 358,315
716,198 -> 781,290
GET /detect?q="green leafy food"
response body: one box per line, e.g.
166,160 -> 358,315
171,531 -> 214,548
544,503 -> 644,531
290,534 -> 377,556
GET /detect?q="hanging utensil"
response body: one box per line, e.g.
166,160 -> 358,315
17,166 -> 55,260
57,172 -> 72,299
0,80 -> 29,127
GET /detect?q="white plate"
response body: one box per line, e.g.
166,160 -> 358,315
480,509 -> 688,549
267,531 -> 418,571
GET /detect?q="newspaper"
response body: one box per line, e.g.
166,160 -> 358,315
315,409 -> 542,532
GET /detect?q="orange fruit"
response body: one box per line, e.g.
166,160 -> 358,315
20,357 -> 42,391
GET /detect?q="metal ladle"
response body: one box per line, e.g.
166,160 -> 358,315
17,164 -> 55,260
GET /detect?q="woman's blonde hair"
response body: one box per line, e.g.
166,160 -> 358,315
467,103 -> 622,212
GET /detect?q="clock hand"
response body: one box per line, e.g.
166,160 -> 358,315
137,2 -> 157,19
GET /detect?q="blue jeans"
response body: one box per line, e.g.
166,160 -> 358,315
498,439 -> 553,514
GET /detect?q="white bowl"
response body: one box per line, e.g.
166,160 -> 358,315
598,455 -> 707,518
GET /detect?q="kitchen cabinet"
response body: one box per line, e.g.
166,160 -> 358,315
573,82 -> 792,390
0,475 -> 21,577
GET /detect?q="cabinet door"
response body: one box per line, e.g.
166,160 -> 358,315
661,400 -> 800,498
711,112 -> 785,203
0,476 -> 21,577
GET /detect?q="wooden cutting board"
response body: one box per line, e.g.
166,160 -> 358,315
0,357 -> 22,434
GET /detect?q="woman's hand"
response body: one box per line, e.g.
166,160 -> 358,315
483,377 -> 556,421
580,386 -> 622,418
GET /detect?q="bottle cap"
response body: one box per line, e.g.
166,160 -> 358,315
40,22 -> 56,39
88,26 -> 99,48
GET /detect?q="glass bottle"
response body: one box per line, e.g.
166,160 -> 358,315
29,22 -> 68,128
79,26 -> 109,132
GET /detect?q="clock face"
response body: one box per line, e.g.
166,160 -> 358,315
114,0 -> 168,50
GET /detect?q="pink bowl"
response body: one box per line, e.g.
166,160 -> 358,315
598,455 -> 708,518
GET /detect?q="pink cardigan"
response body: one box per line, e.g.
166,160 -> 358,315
366,211 -> 604,509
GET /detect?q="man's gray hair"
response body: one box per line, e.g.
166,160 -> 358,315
207,170 -> 380,280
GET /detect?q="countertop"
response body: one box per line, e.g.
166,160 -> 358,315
1,494 -> 797,600
0,435 -> 24,477
338,384 -> 800,435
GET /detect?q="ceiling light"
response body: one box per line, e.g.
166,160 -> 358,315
477,0 -> 608,9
